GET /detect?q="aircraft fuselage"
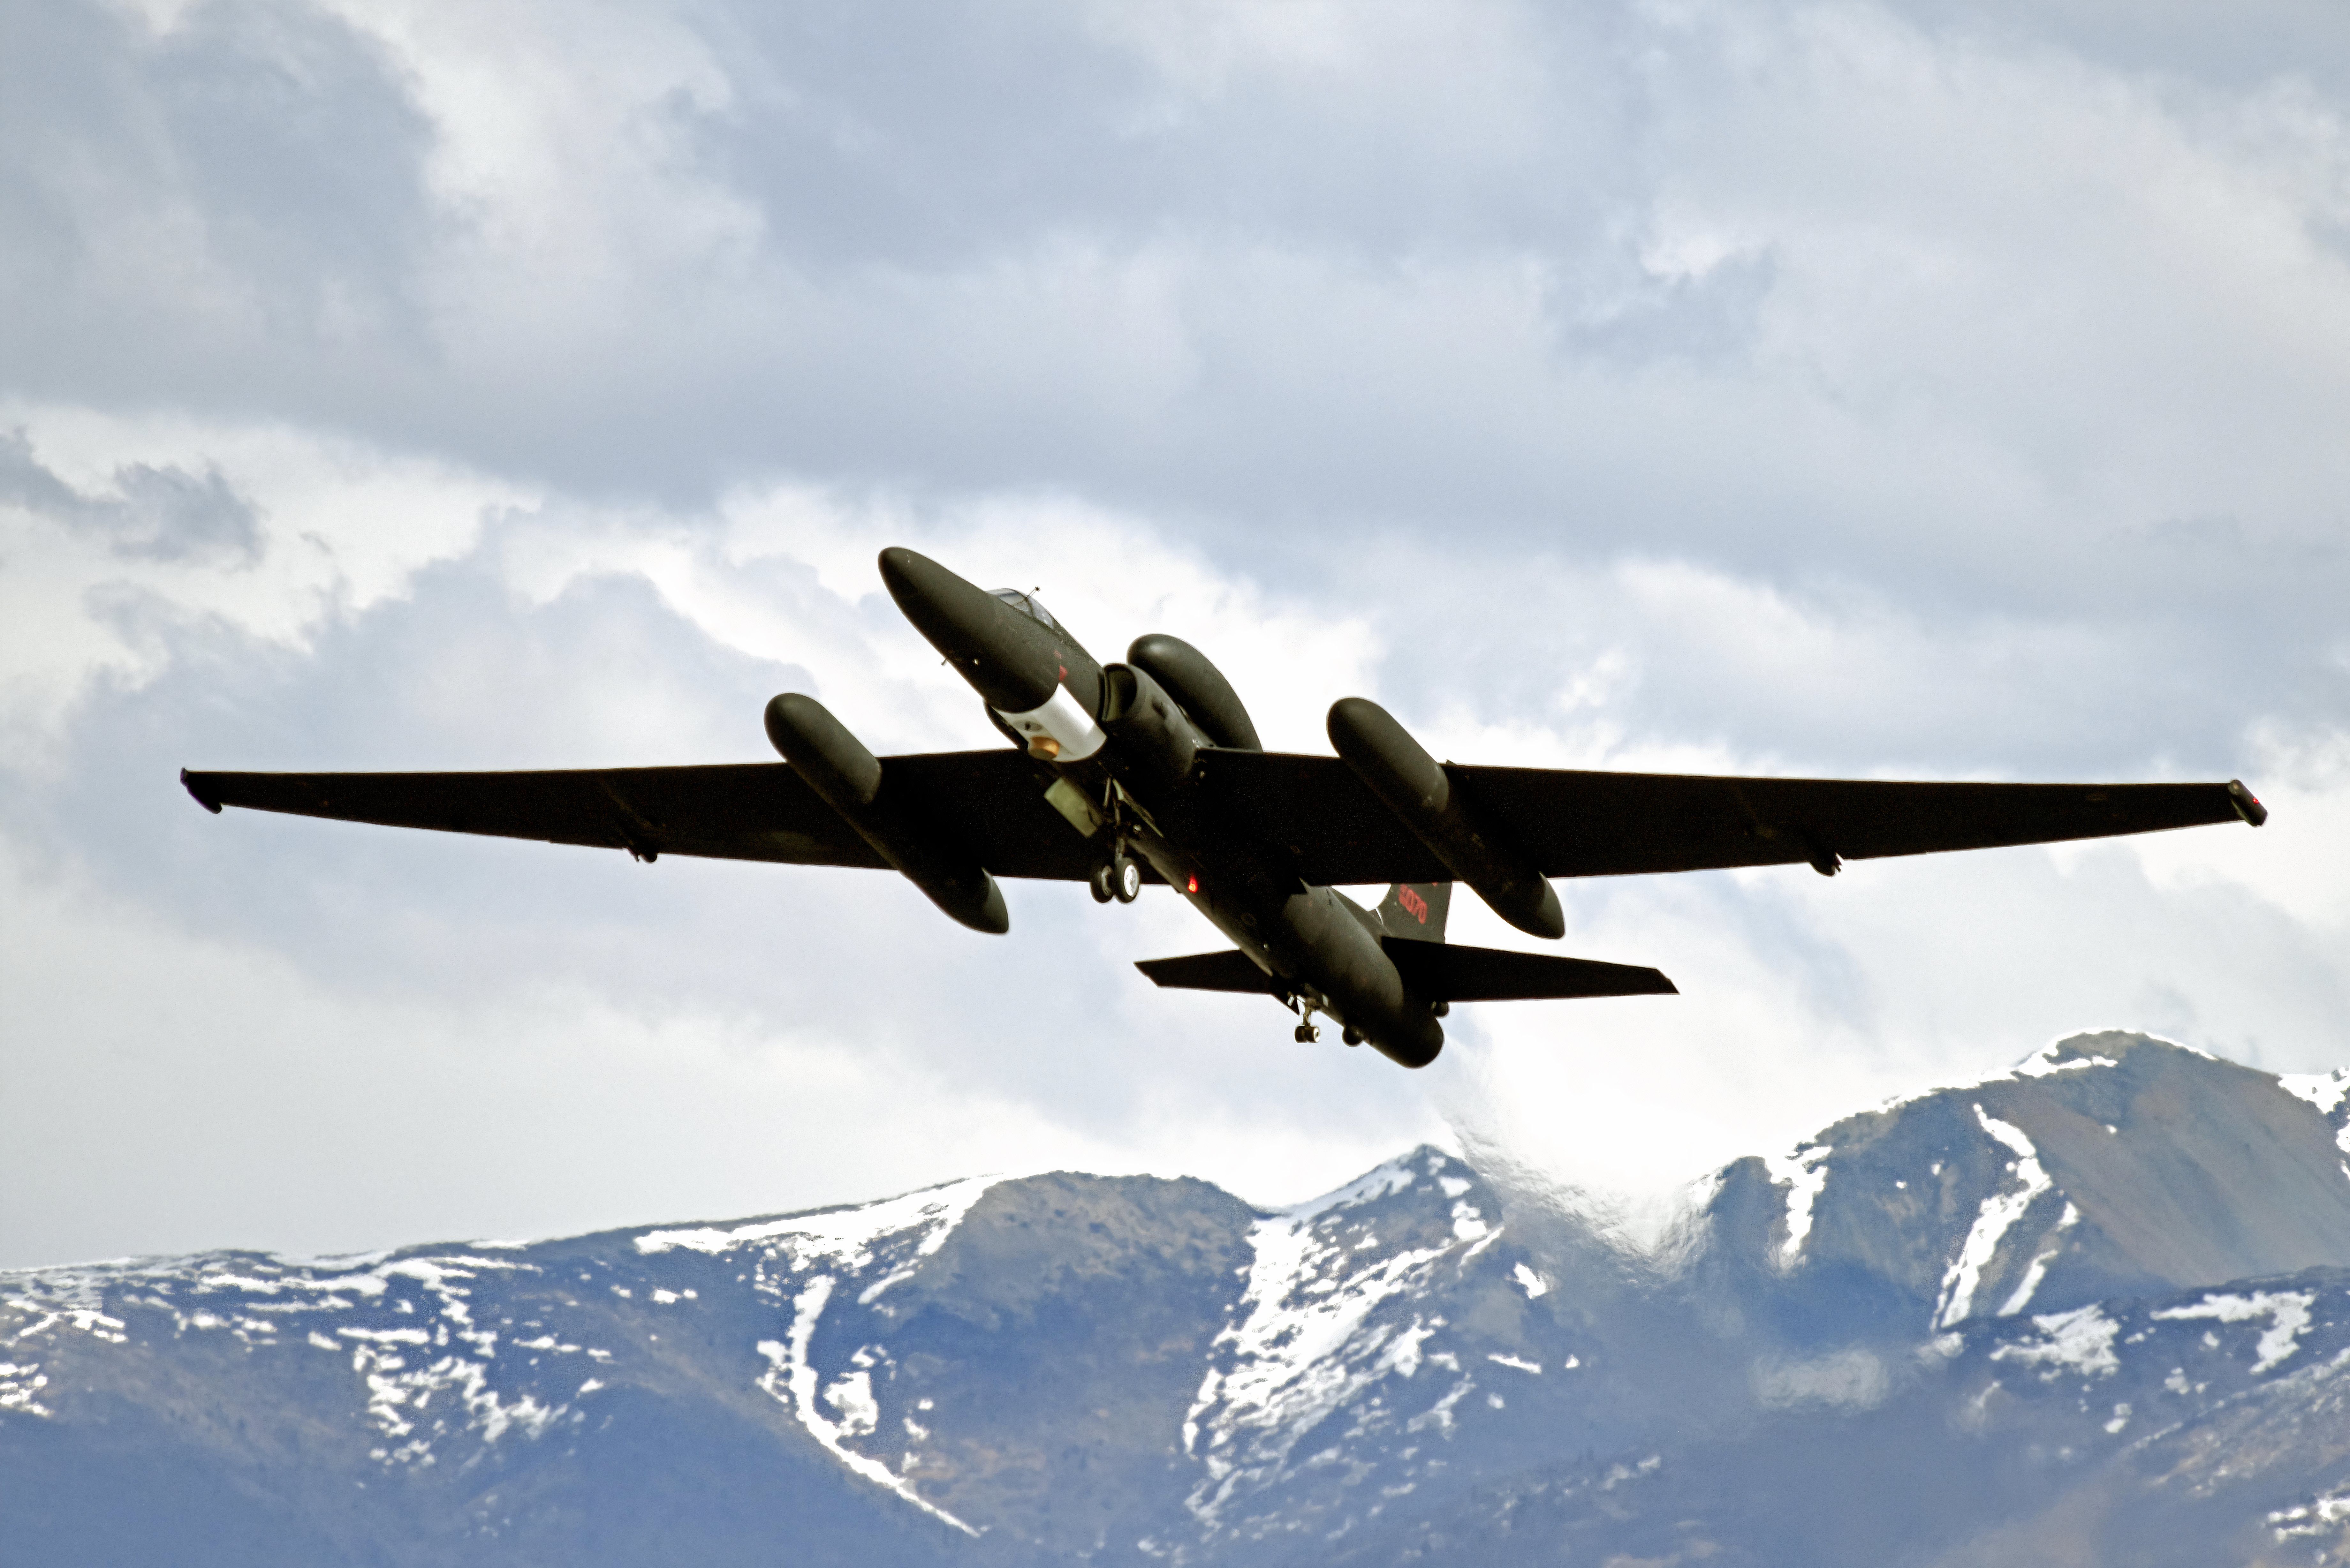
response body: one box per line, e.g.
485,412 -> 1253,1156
874,547 -> 1445,1066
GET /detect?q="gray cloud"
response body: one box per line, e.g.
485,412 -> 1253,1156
0,427 -> 262,564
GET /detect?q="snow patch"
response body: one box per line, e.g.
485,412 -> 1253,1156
1181,1153 -> 1492,1526
2153,1291 -> 2315,1373
1990,1304 -> 2121,1379
2270,1488 -> 2350,1542
1995,1202 -> 2079,1317
0,1360 -> 51,1416
1934,1107 -> 2056,1329
2278,1069 -> 2350,1116
755,1278 -> 978,1537
634,1176 -> 994,1306
822,1369 -> 881,1437
1761,1143 -> 1832,1270
2012,1043 -> 2120,1078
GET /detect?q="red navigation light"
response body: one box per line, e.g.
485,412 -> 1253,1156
1186,874 -> 1200,894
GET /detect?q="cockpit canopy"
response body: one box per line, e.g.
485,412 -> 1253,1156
989,588 -> 1064,633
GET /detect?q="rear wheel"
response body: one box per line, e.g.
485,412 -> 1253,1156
1111,853 -> 1143,903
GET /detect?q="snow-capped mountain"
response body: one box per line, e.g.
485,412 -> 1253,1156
9,1032 -> 2350,1566
1705,1031 -> 2350,1341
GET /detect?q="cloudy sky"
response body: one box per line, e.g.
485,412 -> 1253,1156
4,0 -> 2348,1270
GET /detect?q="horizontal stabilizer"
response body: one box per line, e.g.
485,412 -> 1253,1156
1383,938 -> 1676,1002
1133,950 -> 1284,995
1136,942 -> 1674,1004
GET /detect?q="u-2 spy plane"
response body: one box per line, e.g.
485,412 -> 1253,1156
182,549 -> 2268,1069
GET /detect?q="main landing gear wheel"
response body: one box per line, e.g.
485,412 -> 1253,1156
1092,851 -> 1143,904
1294,1022 -> 1320,1043
1110,852 -> 1142,904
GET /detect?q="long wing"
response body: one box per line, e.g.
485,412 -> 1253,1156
1191,750 -> 2265,886
179,752 -> 1110,880
184,749 -> 2263,887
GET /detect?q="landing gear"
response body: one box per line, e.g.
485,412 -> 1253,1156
1089,848 -> 1143,904
1294,1022 -> 1320,1043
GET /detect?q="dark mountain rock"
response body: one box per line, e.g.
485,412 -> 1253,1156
1700,1032 -> 2350,1347
8,1032 -> 2350,1565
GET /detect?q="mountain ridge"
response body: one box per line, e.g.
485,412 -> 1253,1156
10,1031 -> 2350,1565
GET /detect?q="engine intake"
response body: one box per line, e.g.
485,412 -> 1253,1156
1098,664 -> 1204,795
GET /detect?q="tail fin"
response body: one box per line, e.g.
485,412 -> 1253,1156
1376,880 -> 1451,943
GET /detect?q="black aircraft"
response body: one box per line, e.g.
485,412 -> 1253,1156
181,548 -> 2268,1068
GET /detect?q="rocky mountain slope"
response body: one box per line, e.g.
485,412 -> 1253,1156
9,1031 -> 2350,1565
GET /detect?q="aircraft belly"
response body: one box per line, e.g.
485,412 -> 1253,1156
1106,746 -> 1446,1066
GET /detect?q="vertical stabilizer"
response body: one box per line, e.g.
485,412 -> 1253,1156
1376,881 -> 1451,942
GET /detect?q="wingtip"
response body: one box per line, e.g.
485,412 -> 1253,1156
2229,779 -> 2267,827
180,768 -> 223,813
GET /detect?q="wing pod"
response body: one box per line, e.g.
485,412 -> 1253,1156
763,694 -> 1009,933
1126,634 -> 1262,751
1327,697 -> 1565,940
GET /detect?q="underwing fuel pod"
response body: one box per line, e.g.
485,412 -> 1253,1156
762,693 -> 1007,933
180,547 -> 2270,1071
1328,697 -> 1564,940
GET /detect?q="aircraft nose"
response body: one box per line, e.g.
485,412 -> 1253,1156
878,547 -> 1059,712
